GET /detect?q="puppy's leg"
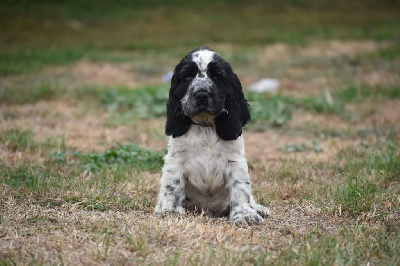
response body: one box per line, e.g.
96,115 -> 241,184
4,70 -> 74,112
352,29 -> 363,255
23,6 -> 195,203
225,160 -> 270,225
155,159 -> 186,216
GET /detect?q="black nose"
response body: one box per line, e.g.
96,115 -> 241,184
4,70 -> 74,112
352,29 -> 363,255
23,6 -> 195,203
194,90 -> 209,105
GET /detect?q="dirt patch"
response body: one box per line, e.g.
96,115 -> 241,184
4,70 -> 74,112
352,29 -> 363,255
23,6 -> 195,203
244,131 -> 362,163
363,100 -> 400,127
69,61 -> 146,87
357,70 -> 400,87
279,77 -> 330,96
289,111 -> 349,130
262,44 -> 291,61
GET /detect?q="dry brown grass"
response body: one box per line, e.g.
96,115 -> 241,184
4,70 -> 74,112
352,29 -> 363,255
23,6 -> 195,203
0,195 -> 345,264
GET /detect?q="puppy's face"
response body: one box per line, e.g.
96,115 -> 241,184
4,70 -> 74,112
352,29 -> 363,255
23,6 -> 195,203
166,47 -> 250,141
179,49 -> 226,121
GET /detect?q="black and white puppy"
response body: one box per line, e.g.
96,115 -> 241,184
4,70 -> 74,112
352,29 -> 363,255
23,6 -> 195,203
155,47 -> 270,225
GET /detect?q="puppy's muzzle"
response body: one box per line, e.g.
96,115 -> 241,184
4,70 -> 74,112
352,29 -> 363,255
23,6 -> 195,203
194,90 -> 212,106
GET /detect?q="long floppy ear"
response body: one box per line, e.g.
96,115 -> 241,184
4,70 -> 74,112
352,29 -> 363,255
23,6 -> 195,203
215,73 -> 250,141
165,72 -> 192,138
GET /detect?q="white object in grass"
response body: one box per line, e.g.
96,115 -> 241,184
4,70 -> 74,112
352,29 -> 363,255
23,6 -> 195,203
248,78 -> 280,93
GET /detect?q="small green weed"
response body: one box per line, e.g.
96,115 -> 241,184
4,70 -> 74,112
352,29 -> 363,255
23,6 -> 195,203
282,140 -> 323,153
0,166 -> 44,189
0,129 -> 36,152
100,86 -> 169,122
247,93 -> 295,126
366,144 -> 400,181
333,173 -> 377,217
78,144 -> 164,173
51,151 -> 67,165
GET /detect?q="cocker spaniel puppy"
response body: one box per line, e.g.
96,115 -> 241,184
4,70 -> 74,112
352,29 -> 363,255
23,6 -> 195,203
155,47 -> 270,225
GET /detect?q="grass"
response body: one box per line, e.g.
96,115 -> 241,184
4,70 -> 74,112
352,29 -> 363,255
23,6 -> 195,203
1,141 -> 399,264
367,43 -> 400,61
0,48 -> 86,76
248,85 -> 400,128
1,1 -> 399,75
276,226 -> 400,265
0,82 -> 61,105
0,129 -> 36,152
0,129 -> 163,212
338,142 -> 400,182
77,144 -> 165,173
45,84 -> 396,129
333,173 -> 377,217
333,85 -> 400,103
327,143 -> 399,219
366,144 -> 400,181
100,86 -> 169,121
0,164 -> 155,212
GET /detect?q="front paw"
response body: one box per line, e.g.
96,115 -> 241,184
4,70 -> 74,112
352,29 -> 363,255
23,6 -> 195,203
230,209 -> 263,225
252,204 -> 271,217
155,205 -> 185,217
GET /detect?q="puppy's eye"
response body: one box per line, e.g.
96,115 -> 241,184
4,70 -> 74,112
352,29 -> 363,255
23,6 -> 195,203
212,71 -> 224,79
183,74 -> 192,80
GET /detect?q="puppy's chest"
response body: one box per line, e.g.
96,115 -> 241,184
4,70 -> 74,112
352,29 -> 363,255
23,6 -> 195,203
176,127 -> 229,193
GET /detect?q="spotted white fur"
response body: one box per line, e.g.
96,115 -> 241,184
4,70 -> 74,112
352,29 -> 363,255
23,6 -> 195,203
155,125 -> 270,224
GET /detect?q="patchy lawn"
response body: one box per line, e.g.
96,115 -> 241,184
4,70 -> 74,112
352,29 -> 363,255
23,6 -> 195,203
1,1 -> 399,264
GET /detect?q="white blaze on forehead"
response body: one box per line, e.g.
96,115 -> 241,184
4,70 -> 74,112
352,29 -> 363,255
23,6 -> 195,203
191,49 -> 215,76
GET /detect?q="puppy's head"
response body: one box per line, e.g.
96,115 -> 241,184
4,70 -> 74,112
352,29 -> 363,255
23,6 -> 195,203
165,47 -> 250,141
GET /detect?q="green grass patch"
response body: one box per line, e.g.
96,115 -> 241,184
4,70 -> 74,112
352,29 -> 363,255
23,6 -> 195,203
0,165 -> 47,190
367,43 -> 400,61
0,127 -> 163,173
338,142 -> 399,182
0,163 -> 156,212
276,226 -> 400,265
333,173 -> 377,217
330,143 -> 399,216
1,1 -> 399,75
0,48 -> 86,76
247,85 -> 400,128
333,85 -> 400,103
77,144 -> 164,173
0,82 -> 60,105
247,93 -> 295,127
0,129 -> 66,154
246,92 -> 339,127
96,85 -> 169,123
0,129 -> 36,152
0,142 -> 164,211
366,143 -> 400,182
282,140 -> 323,153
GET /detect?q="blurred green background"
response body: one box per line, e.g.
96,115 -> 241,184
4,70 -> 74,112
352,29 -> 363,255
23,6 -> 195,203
1,0 -> 399,75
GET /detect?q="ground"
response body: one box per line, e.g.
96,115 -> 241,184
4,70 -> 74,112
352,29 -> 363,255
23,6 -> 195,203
0,1 -> 399,265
